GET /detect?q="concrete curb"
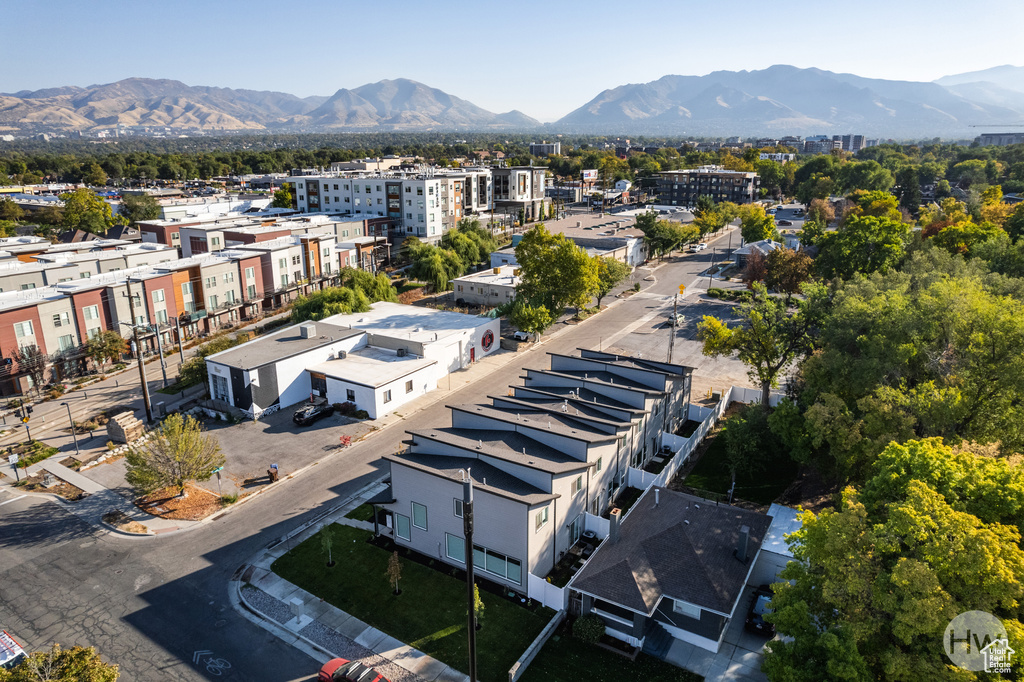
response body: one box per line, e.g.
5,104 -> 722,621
231,578 -> 333,665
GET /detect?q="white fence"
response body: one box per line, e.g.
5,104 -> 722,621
624,385 -> 782,491
584,512 -> 609,539
527,572 -> 567,611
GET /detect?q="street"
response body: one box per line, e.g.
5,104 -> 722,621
0,226 -> 749,681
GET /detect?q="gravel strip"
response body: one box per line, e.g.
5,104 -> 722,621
241,584 -> 293,624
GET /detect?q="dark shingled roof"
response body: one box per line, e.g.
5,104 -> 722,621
571,488 -> 772,616
384,453 -> 557,505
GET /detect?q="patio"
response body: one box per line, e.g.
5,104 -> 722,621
545,534 -> 602,588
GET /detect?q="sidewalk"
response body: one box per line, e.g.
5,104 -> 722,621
232,480 -> 468,682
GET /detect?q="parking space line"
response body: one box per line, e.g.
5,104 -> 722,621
0,494 -> 27,507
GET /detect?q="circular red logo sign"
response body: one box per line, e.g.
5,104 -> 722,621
482,330 -> 494,351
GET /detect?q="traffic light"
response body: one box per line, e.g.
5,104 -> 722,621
26,405 -> 33,414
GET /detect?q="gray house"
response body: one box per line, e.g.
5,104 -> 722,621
569,487 -> 772,653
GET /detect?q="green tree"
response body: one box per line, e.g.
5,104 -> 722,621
386,550 -> 402,594
515,224 -> 599,316
508,299 -> 553,339
319,525 -> 335,567
698,282 -> 824,406
894,166 -> 922,214
594,256 -> 632,306
814,215 -> 909,280
1005,203 -> 1024,242
635,211 -> 698,258
0,198 -> 24,222
86,330 -> 129,370
291,287 -> 372,322
119,193 -> 160,225
471,583 -> 485,629
83,162 -> 108,187
835,160 -> 895,194
59,189 -> 118,234
0,643 -> 119,682
737,204 -> 777,243
271,185 -> 293,209
125,413 -> 225,497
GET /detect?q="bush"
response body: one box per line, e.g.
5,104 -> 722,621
632,283 -> 641,292
706,288 -> 724,299
354,409 -> 370,420
572,615 -> 606,644
333,402 -> 358,417
220,493 -> 239,506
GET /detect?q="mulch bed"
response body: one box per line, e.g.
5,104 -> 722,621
15,473 -> 87,501
137,483 -> 223,521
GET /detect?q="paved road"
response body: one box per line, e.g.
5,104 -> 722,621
0,226 -> 747,682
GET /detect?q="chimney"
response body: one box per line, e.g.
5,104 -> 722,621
608,507 -> 622,544
735,525 -> 750,563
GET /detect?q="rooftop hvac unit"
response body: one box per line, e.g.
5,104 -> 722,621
397,347 -> 408,357
338,350 -> 347,359
492,267 -> 501,274
299,323 -> 316,338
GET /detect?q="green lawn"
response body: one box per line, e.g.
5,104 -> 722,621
272,525 -> 552,682
520,624 -> 702,682
344,503 -> 375,522
683,432 -> 797,505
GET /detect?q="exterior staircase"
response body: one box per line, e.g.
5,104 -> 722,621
642,622 -> 673,659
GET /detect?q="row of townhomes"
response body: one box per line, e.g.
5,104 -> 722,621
365,349 -> 800,657
0,212 -> 390,396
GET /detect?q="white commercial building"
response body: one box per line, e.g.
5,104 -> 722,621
452,266 -> 519,306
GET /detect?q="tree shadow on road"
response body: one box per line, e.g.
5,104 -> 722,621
0,500 -> 99,549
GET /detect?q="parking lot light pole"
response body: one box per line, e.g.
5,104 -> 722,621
60,402 -> 80,457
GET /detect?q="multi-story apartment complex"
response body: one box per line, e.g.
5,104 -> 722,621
654,166 -> 760,206
529,141 -> 561,157
832,134 -> 866,152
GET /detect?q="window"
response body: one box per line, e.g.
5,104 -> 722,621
280,274 -> 289,287
80,271 -> 91,278
212,374 -> 229,401
278,258 -> 287,270
472,545 -> 522,584
87,327 -> 101,340
417,187 -> 423,196
58,335 -> 74,352
225,290 -> 236,304
383,389 -> 392,403
346,389 -> 355,401
223,272 -> 234,284
153,289 -> 165,302
14,321 -> 33,338
571,475 -> 583,496
52,312 -> 70,328
245,267 -> 255,280
395,514 -> 411,541
205,277 -> 216,289
405,380 -> 413,394
445,533 -> 465,562
156,309 -> 168,324
454,499 -> 463,518
211,237 -> 220,247
21,283 -> 35,290
208,295 -> 218,308
673,600 -> 701,619
182,282 -> 192,296
596,457 -> 603,472
535,507 -> 549,531
247,284 -> 257,299
411,502 -> 427,530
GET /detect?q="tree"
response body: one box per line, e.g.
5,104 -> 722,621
83,162 -> 108,187
742,251 -> 767,288
291,287 -> 372,322
0,643 -> 118,682
814,215 -> 909,280
698,282 -> 824,406
16,345 -> 47,391
1005,203 -> 1024,242
319,525 -> 335,567
59,189 -> 118,234
85,330 -> 129,370
125,413 -> 225,497
119,193 -> 160,225
514,224 -> 599,316
271,186 -> 293,209
835,160 -> 895,194
594,257 -> 632,306
737,204 -> 777,244
764,248 -> 814,303
893,166 -> 922,214
0,198 -> 24,222
721,403 -> 781,488
635,213 -> 698,259
508,299 -> 553,339
763,476 -> 1024,682
471,583 -> 485,629
386,550 -> 402,595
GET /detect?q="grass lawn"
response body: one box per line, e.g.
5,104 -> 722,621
520,624 -> 702,682
344,503 -> 375,522
683,432 -> 797,506
397,281 -> 426,294
272,525 -> 552,682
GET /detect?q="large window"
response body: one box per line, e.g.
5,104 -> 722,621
535,507 -> 549,532
445,533 -> 465,562
212,374 -> 229,402
472,545 -> 522,584
411,502 -> 427,530
673,600 -> 701,619
14,321 -> 33,338
395,514 -> 411,541
571,475 -> 583,496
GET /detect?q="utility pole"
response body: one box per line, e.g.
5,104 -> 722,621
707,248 -> 716,290
125,280 -> 153,423
174,317 -> 185,365
152,324 -> 168,388
463,474 -> 477,682
667,293 -> 678,364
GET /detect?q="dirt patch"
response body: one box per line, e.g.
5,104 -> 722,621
137,483 -> 223,521
59,457 -> 83,471
102,510 -> 151,534
776,466 -> 840,514
14,473 -> 87,501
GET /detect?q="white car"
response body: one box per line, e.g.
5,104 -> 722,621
690,243 -> 708,252
512,331 -> 531,341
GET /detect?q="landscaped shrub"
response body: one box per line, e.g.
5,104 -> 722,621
706,288 -> 724,299
333,402 -> 358,417
572,614 -> 606,644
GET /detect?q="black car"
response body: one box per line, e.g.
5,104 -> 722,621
744,585 -> 775,636
293,403 -> 334,426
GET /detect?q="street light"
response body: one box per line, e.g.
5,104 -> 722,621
60,402 -> 80,457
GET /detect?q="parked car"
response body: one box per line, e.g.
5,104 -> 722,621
745,585 -> 775,636
777,219 -> 793,226
689,243 -> 708,252
512,330 -> 531,341
293,402 -> 334,426
318,658 -> 389,682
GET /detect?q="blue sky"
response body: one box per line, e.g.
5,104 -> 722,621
3,0 -> 1022,122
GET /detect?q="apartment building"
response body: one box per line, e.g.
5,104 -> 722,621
530,142 -> 561,157
491,166 -> 548,223
655,166 -> 760,206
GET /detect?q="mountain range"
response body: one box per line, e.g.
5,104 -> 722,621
3,65 -> 1024,138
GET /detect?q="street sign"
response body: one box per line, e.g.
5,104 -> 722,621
7,454 -> 19,465
20,417 -> 28,423
678,284 -> 686,295
211,466 -> 224,473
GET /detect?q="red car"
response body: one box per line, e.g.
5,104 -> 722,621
318,658 -> 389,682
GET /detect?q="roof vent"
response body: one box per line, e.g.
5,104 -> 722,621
299,323 -> 316,338
477,440 -> 483,449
